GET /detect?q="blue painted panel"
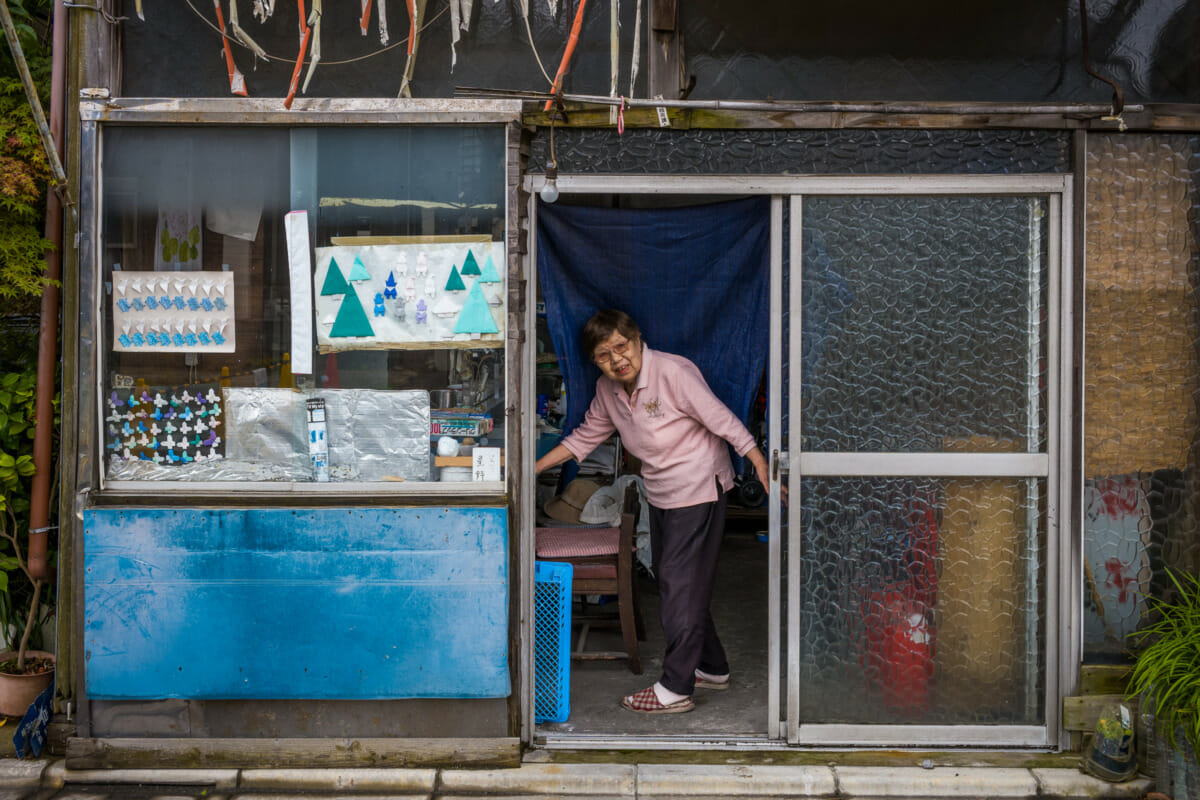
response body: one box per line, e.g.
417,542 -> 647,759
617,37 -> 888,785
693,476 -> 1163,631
84,507 -> 509,700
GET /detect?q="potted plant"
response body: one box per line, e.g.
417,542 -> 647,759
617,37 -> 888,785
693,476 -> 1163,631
0,370 -> 54,717
1127,569 -> 1200,796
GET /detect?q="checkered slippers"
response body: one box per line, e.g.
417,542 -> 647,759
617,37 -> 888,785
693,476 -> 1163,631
620,686 -> 695,714
693,671 -> 731,691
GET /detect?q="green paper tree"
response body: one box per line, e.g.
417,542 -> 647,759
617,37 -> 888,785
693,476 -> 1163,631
348,254 -> 371,281
330,289 -> 376,338
460,250 -> 481,276
478,253 -> 501,284
444,265 -> 466,291
320,258 -> 350,296
454,282 -> 499,335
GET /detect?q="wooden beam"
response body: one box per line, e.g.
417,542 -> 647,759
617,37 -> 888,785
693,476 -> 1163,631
66,737 -> 522,770
1080,664 -> 1134,696
1062,695 -> 1138,733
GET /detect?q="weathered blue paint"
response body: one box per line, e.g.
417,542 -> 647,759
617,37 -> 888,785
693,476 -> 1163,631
84,507 -> 509,700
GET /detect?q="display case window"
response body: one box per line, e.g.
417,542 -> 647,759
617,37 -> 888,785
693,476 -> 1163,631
99,125 -> 507,487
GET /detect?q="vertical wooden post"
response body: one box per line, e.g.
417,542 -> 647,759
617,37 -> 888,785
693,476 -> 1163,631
647,0 -> 681,101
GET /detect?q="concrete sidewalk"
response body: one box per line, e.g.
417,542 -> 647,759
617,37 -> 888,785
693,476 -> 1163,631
0,757 -> 1154,799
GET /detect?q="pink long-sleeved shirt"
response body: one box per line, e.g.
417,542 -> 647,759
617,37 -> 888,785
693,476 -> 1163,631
560,346 -> 757,509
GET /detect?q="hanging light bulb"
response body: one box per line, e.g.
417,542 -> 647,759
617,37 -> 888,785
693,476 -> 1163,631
540,110 -> 561,203
540,162 -> 559,204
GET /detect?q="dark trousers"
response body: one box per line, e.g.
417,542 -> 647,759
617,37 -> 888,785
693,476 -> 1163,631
650,480 -> 730,696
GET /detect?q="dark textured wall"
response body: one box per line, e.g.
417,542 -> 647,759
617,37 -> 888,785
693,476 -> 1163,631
526,129 -> 1072,175
120,1 -> 1199,104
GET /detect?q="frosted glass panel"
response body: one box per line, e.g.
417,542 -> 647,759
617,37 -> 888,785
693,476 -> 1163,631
800,195 -> 1048,453
797,477 -> 1046,725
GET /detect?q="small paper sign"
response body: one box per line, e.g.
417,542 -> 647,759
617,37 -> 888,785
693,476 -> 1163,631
472,447 -> 501,482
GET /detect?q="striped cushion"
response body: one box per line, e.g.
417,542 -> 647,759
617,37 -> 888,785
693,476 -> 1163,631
535,526 -> 620,558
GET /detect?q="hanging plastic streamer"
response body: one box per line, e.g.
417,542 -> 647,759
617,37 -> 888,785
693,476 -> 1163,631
377,0 -> 389,45
213,0 -> 248,96
302,0 -> 322,93
547,0 -> 558,15
609,0 -> 618,124
284,0 -> 312,108
398,0 -> 427,98
448,0 -> 474,71
629,0 -> 641,97
252,0 -> 275,22
360,0 -> 372,35
230,0 -> 269,64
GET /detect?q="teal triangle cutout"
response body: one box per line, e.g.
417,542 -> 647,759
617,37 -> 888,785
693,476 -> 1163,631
460,249 -> 481,276
348,254 -> 371,281
444,265 -> 466,292
320,258 -> 350,296
454,282 -> 499,334
330,289 -> 376,338
478,253 -> 501,283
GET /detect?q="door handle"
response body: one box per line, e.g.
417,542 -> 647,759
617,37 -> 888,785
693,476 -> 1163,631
772,449 -> 779,482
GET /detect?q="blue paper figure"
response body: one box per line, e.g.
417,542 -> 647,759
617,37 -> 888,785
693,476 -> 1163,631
478,253 -> 501,283
151,408 -> 163,421
185,332 -> 198,347
140,390 -> 151,404
145,295 -> 159,310
192,434 -> 203,447
131,297 -> 145,311
117,298 -> 131,312
201,297 -> 214,311
173,333 -> 186,347
109,391 -> 124,408
122,422 -> 133,436
182,451 -> 194,463
198,332 -> 211,345
373,292 -> 386,317
214,297 -> 227,311
140,452 -> 152,461
213,331 -> 226,345
166,449 -> 180,463
187,297 -> 200,311
159,295 -> 171,308
132,332 -> 145,346
146,332 -> 159,346
173,297 -> 186,310
203,429 -> 218,447
384,271 -> 398,299
415,298 -> 428,324
118,334 -> 132,348
137,420 -> 147,433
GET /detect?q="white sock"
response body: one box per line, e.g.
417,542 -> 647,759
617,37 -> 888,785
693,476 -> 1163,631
653,681 -> 689,705
695,667 -> 729,683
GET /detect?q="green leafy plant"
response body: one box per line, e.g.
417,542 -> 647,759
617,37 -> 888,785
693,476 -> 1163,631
1127,570 -> 1200,756
0,370 -> 54,674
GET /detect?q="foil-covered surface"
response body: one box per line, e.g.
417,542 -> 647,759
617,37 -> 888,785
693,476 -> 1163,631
110,388 -> 431,482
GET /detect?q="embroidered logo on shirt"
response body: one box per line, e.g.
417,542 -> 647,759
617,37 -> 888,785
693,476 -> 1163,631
643,398 -> 664,418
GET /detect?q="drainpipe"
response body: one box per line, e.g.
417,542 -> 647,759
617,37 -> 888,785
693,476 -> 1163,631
28,0 -> 67,581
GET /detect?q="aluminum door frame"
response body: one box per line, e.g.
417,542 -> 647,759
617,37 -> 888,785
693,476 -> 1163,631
785,175 -> 1073,748
522,174 -> 1075,751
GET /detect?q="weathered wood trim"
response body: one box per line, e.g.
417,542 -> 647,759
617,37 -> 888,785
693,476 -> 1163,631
1062,695 -> 1138,733
522,106 -> 1200,132
1079,664 -> 1134,696
66,737 -> 522,770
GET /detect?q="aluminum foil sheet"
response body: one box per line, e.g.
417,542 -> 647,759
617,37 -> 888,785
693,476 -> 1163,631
223,387 -> 431,482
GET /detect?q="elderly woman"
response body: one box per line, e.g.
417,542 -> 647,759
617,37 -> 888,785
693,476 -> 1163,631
535,309 -> 770,714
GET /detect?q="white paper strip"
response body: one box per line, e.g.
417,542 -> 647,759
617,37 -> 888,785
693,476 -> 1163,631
285,210 -> 315,374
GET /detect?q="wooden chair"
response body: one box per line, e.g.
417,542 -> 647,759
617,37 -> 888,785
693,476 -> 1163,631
535,484 -> 645,673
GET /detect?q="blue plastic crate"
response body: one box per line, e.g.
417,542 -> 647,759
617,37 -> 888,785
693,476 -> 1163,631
534,560 -> 572,723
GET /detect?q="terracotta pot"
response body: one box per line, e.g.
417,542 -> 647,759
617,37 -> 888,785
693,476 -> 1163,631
0,650 -> 54,718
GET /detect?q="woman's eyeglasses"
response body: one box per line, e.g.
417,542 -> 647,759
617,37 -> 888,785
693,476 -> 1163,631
594,338 -> 637,365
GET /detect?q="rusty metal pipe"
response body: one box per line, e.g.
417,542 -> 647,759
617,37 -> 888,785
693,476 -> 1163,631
28,0 -> 68,581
